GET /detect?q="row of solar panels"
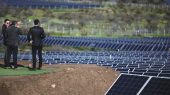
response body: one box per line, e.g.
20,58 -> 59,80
1,33 -> 170,52
18,36 -> 170,51
4,35 -> 169,45
1,35 -> 169,45
18,51 -> 170,60
42,51 -> 170,57
103,64 -> 170,78
5,51 -> 169,61
2,0 -> 101,9
39,36 -> 170,45
106,74 -> 170,95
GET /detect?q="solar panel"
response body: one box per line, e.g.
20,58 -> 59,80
106,74 -> 149,95
159,73 -> 170,77
140,77 -> 170,95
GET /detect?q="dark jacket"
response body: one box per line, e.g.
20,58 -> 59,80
2,24 -> 7,45
27,26 -> 45,46
5,25 -> 22,46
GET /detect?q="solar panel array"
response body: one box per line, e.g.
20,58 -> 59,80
19,36 -> 170,51
1,35 -> 170,94
106,74 -> 170,95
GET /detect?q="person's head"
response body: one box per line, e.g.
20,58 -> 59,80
11,20 -> 21,28
16,21 -> 22,28
4,19 -> 9,23
4,19 -> 10,27
34,19 -> 40,26
11,20 -> 17,26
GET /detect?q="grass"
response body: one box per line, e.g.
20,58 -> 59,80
0,66 -> 54,76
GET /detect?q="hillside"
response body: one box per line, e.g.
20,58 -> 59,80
1,3 -> 170,37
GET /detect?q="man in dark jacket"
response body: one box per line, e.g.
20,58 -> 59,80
1,19 -> 10,67
5,21 -> 22,69
27,19 -> 45,70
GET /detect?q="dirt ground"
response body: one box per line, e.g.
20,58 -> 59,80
0,60 -> 119,95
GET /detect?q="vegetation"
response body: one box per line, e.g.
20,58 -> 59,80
0,2 -> 170,37
0,66 -> 54,76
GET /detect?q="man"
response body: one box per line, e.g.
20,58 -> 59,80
1,19 -> 10,67
5,21 -> 22,69
27,19 -> 46,70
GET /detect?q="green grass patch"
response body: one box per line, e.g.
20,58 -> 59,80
0,66 -> 54,76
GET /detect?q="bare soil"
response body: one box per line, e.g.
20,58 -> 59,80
0,60 -> 119,95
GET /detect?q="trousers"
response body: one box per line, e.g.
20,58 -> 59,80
6,45 -> 18,68
32,45 -> 43,69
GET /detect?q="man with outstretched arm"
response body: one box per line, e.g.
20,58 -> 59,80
5,21 -> 22,69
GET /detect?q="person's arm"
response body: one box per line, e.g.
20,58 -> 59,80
17,28 -> 22,35
27,28 -> 32,42
2,25 -> 6,37
41,28 -> 46,39
3,28 -> 8,46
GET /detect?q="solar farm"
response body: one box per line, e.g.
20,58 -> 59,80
1,35 -> 170,95
1,0 -> 170,95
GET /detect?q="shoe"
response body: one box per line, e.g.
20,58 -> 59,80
14,67 -> 18,70
4,64 -> 10,69
11,65 -> 15,69
37,67 -> 42,70
37,66 -> 42,70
